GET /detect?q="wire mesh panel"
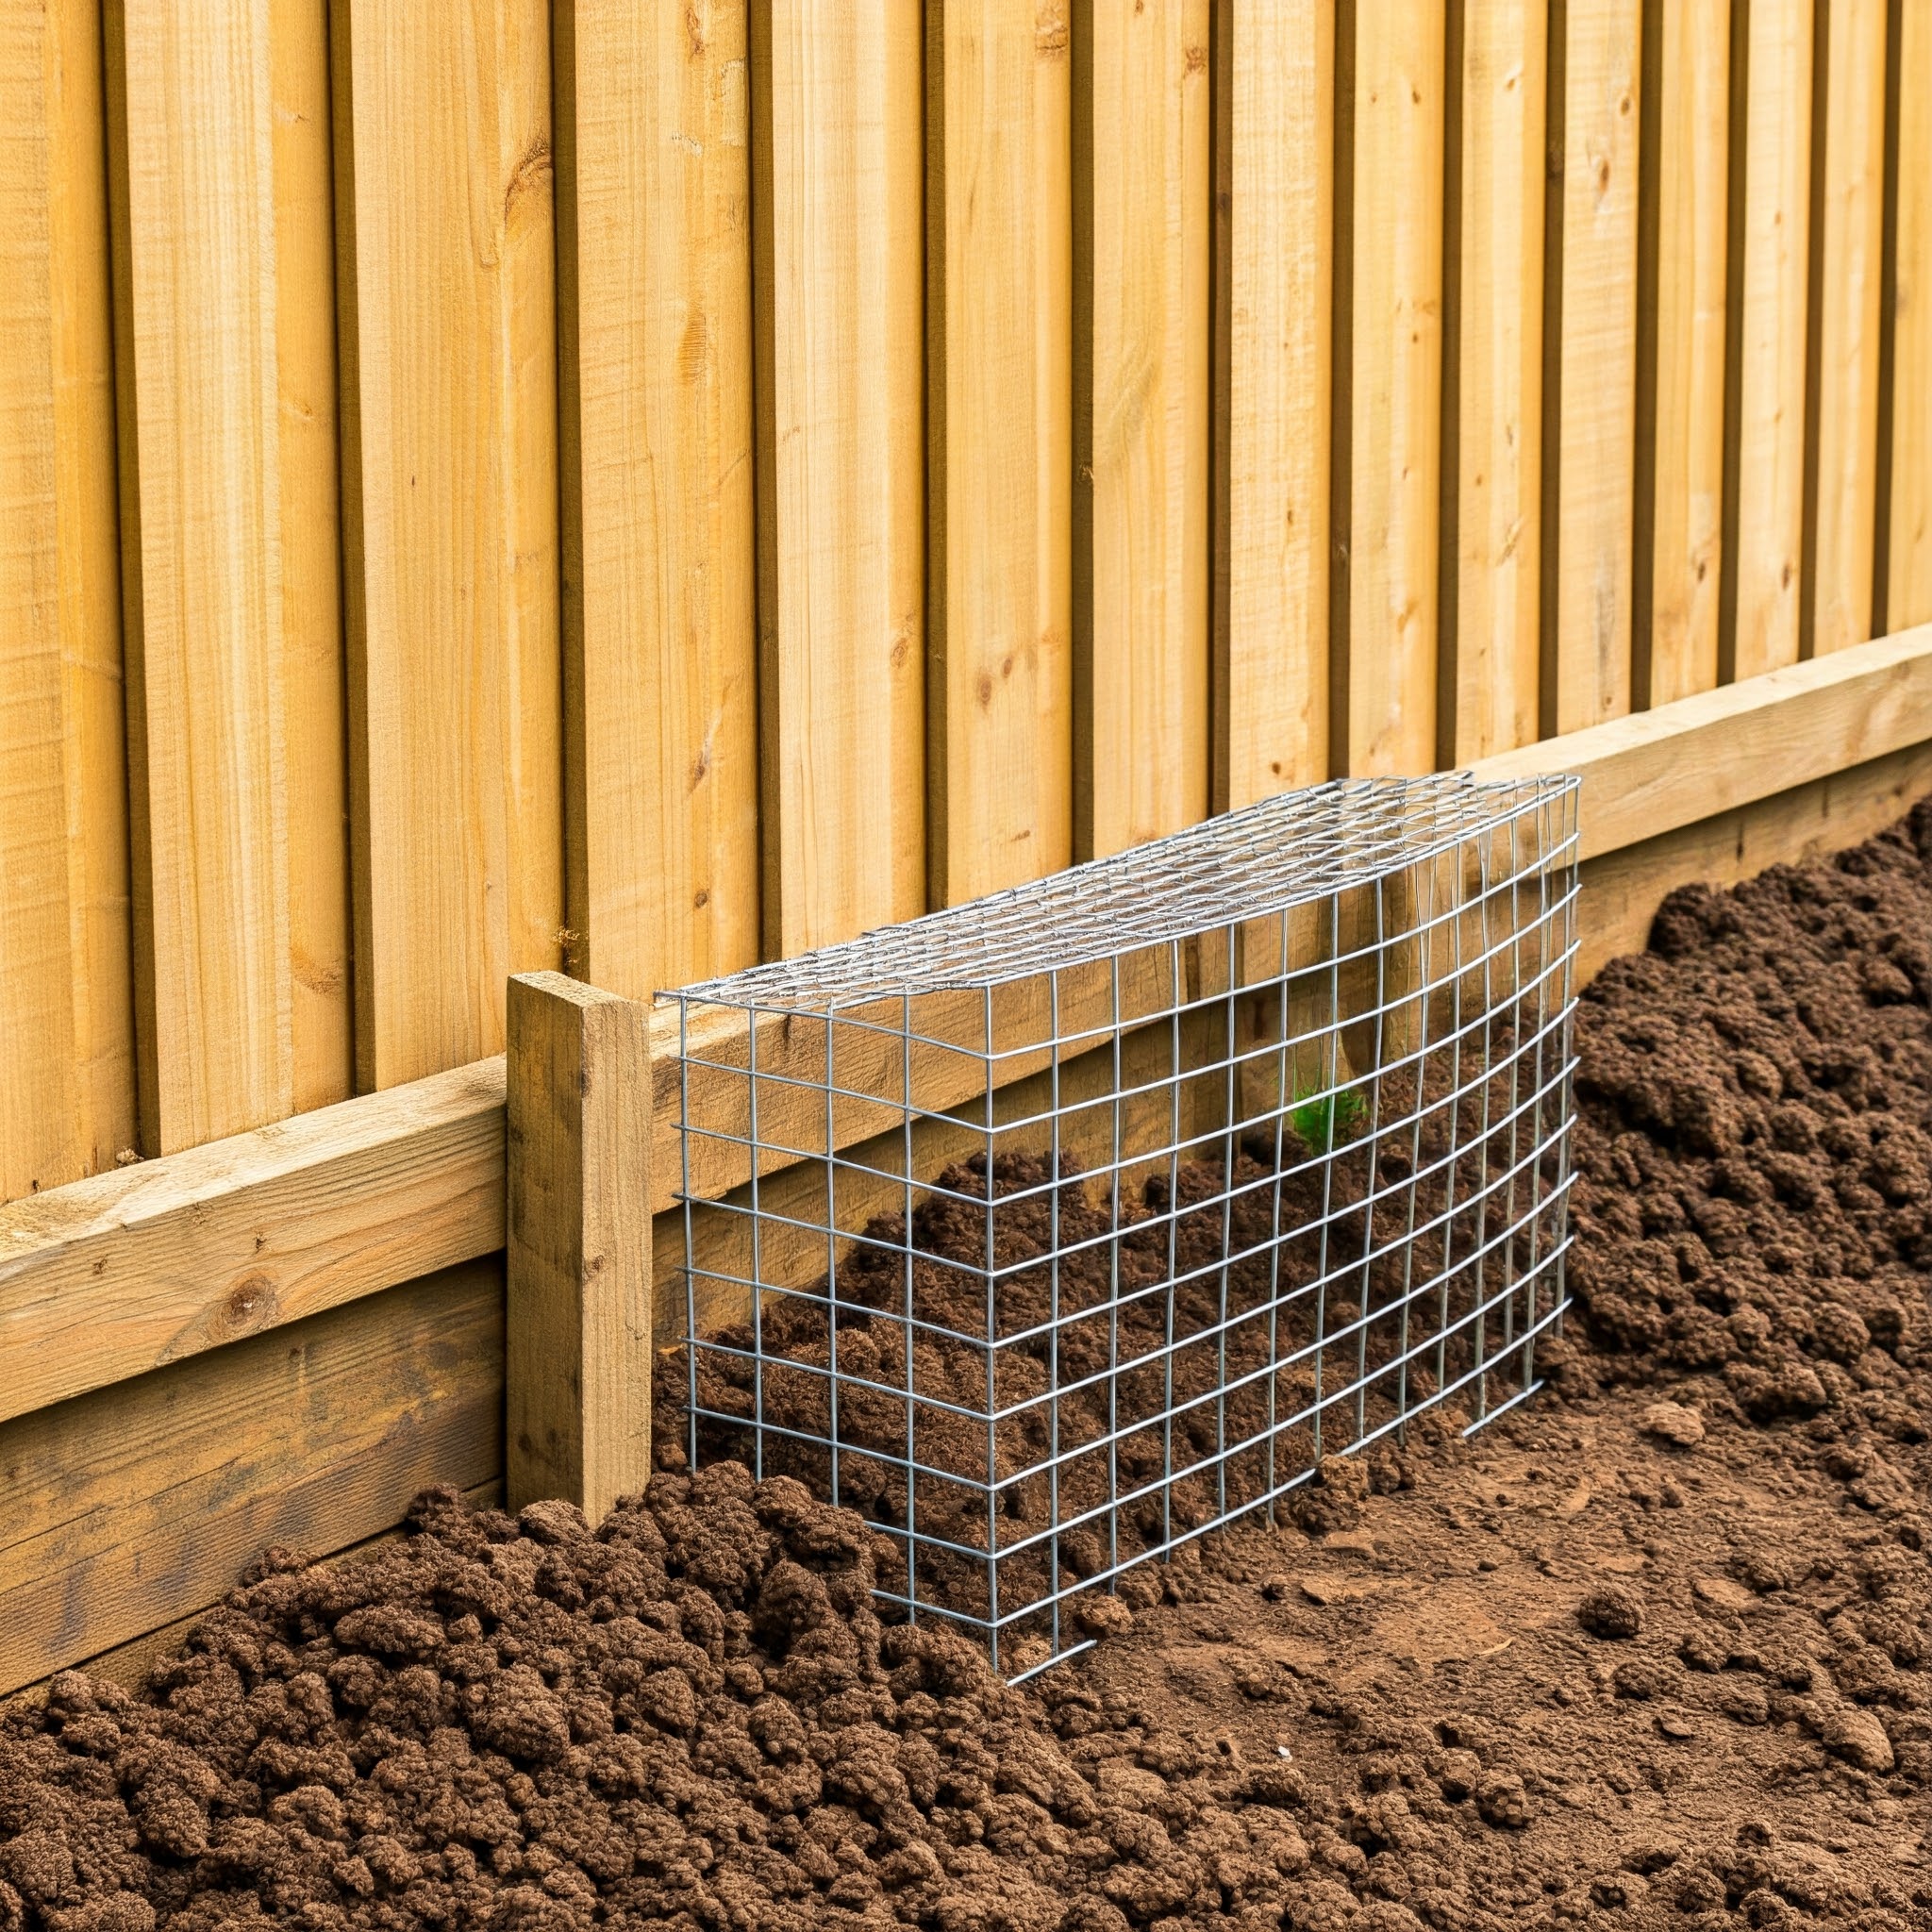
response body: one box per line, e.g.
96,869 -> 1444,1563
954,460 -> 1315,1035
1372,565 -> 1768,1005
669,773 -> 1580,1677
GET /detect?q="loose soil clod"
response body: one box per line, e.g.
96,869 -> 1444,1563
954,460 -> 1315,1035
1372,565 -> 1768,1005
8,806 -> 1932,1928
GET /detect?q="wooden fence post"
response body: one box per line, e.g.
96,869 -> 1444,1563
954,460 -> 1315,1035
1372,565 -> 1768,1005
506,971 -> 653,1519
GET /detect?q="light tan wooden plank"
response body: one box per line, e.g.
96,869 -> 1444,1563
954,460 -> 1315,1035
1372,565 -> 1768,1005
752,0 -> 924,954
2,1476 -> 505,1710
0,1260 -> 504,1696
1214,0 -> 1331,806
106,0 -> 292,1153
1452,0 -> 1545,758
1551,0 -> 1641,733
1346,0 -> 1444,774
333,0 -> 563,1091
0,0 -> 134,1205
1473,619 -> 1932,860
928,0 -> 1074,904
54,0 -> 136,1195
1576,736 -> 1932,981
272,0 -> 351,1112
1074,0 -> 1212,854
1890,0 -> 1932,628
555,0 -> 758,1000
507,974 -> 651,1517
1808,0 -> 1887,656
0,1056 -> 505,1424
1728,0 -> 1811,682
1644,0 -> 1729,707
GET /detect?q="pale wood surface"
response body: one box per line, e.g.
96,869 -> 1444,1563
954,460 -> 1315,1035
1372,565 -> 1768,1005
0,1260 -> 503,1697
1474,622 -> 1932,862
107,0 -> 293,1154
1577,737 -> 1932,980
3,1479 -> 502,1710
1075,0 -> 1212,857
1451,0 -> 1545,759
555,0 -> 758,1001
0,0 -> 134,1203
1890,0 -> 1932,630
753,1 -> 924,954
1550,0 -> 1641,734
507,974 -> 652,1518
333,0 -> 563,1091
1808,0 -> 1887,659
1728,0 -> 1812,682
927,0 -> 1073,908
1214,0 -> 1331,805
272,0 -> 352,1113
1347,0 -> 1444,775
0,1056 -> 505,1424
1644,0 -> 1729,708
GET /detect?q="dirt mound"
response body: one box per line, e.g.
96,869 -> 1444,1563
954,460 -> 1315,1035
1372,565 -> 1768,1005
7,804 -> 1932,1929
0,1472 -> 1315,1932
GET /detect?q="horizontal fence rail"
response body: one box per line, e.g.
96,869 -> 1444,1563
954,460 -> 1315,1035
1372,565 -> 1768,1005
5,2 -> 1932,1210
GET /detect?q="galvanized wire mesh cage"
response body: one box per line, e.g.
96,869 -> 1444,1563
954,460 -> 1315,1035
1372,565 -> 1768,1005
668,773 -> 1580,1676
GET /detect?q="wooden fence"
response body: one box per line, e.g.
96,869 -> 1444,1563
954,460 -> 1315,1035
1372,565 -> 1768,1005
6,1 -> 1932,1208
8,0 -> 1932,1696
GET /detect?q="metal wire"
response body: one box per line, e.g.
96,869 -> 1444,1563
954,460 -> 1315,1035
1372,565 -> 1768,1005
671,772 -> 1580,1676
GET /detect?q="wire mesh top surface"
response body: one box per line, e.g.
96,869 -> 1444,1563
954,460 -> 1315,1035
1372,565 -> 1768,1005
672,772 -> 1577,1016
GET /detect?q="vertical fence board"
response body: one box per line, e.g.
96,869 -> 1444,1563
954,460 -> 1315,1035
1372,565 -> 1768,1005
271,0 -> 351,1115
1345,0 -> 1443,774
1892,0 -> 1932,628
1073,0 -> 1212,858
753,2 -> 924,955
333,1 -> 563,1091
555,0 -> 757,1000
1643,0 -> 1729,707
1728,0 -> 1812,681
1214,0 -> 1330,807
927,2 -> 1073,906
1450,0 -> 1544,759
1808,0 -> 1888,656
1549,0 -> 1641,734
0,0 -> 133,1202
107,0 -> 292,1155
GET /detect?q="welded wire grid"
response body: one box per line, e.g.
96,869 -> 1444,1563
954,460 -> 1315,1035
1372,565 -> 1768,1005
672,773 -> 1580,1679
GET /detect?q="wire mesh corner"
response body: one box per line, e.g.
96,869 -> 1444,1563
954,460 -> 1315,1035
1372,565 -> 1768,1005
668,772 -> 1580,1677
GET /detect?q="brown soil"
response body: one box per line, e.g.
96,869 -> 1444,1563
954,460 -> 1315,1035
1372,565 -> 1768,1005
7,806 -> 1932,1929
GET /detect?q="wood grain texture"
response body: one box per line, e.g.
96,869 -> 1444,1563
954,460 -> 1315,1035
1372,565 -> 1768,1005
1643,0 -> 1729,707
0,1055 -> 505,1424
1450,0 -> 1545,758
1575,736 -> 1932,980
1890,0 -> 1932,629
0,0 -> 133,1204
1550,0 -> 1641,733
0,1259 -> 504,1696
753,0 -> 924,954
1808,0 -> 1887,656
1472,621 -> 1932,862
927,0 -> 1073,906
507,974 -> 651,1517
1213,0 -> 1331,807
271,0 -> 351,1113
3,1478 -> 503,1708
106,0 -> 292,1154
1345,0 -> 1444,774
1074,0 -> 1212,855
1728,0 -> 1812,682
333,0 -> 563,1092
554,0 -> 757,1001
